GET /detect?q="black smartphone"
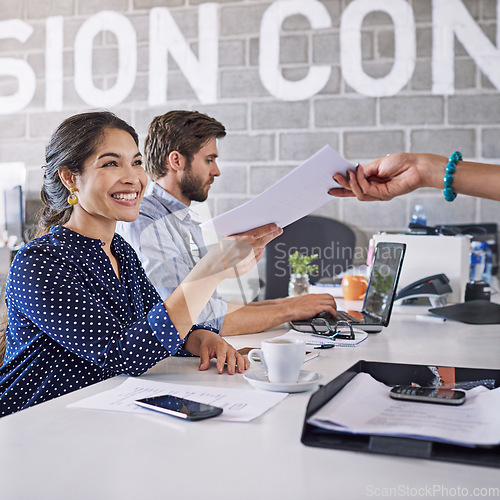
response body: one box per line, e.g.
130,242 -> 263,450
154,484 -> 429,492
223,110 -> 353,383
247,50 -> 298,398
135,395 -> 223,420
390,385 -> 466,405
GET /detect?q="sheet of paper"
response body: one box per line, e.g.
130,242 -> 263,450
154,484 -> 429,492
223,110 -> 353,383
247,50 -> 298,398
68,377 -> 288,423
308,372 -> 500,447
276,329 -> 368,347
201,145 -> 354,236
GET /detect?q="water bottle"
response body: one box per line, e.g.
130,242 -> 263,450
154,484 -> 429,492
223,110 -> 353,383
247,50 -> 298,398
466,241 -> 492,301
411,204 -> 427,226
481,241 -> 493,285
469,241 -> 486,282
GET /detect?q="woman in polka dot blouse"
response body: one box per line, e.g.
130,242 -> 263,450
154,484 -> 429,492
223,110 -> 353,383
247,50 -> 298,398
0,111 -> 282,417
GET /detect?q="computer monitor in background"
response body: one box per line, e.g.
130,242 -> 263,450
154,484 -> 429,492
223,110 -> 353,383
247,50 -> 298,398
4,185 -> 24,249
24,196 -> 43,241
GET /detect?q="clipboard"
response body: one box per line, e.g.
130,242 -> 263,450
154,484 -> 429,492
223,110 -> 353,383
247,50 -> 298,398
301,360 -> 500,468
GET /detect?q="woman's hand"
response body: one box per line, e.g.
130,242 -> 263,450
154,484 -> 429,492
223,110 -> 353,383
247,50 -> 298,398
329,153 -> 428,201
200,222 -> 283,280
183,329 -> 250,375
167,223 -> 283,339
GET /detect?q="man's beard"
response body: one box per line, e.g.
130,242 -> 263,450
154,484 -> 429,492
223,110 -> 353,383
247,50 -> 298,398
179,159 -> 210,202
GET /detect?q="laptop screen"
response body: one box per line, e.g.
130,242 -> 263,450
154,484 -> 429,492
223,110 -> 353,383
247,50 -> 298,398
362,242 -> 406,324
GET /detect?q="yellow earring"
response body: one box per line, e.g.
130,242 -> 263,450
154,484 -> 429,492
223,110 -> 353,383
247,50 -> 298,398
67,188 -> 78,205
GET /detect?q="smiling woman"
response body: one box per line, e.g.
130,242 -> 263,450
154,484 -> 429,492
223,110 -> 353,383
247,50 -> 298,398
0,111 -> 282,417
35,112 -> 141,234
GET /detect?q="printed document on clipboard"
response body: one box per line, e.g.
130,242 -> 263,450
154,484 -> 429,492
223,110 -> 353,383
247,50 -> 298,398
200,145 -> 354,236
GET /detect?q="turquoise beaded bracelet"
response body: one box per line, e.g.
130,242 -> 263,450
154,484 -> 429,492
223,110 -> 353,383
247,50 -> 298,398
443,151 -> 462,202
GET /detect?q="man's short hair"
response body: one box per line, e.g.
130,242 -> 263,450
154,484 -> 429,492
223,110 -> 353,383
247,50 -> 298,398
144,110 -> 226,180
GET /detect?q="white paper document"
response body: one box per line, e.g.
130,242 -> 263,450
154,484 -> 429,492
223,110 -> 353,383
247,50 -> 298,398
277,329 -> 368,347
201,145 -> 354,236
308,372 -> 500,447
68,377 -> 288,422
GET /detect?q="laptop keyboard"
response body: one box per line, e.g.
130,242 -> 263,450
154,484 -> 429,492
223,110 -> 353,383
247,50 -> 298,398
314,311 -> 358,322
338,311 -> 357,321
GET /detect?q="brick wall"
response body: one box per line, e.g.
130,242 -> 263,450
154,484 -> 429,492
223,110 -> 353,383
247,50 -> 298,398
1,0 -> 499,261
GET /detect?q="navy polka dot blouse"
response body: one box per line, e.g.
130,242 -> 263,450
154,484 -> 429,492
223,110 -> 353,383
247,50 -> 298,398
0,225 -> 193,417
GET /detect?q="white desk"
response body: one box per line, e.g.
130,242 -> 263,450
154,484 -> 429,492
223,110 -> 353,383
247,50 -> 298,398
1,303 -> 499,500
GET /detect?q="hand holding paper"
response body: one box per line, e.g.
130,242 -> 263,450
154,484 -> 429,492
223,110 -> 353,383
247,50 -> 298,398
201,145 -> 354,236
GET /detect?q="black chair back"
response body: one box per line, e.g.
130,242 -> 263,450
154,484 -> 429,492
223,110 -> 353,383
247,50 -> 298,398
264,215 -> 356,299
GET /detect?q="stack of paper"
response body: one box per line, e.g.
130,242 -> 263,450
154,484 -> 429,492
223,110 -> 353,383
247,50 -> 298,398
308,372 -> 500,447
200,145 -> 353,236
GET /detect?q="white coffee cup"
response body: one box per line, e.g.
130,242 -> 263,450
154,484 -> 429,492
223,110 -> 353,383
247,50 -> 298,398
248,338 -> 306,384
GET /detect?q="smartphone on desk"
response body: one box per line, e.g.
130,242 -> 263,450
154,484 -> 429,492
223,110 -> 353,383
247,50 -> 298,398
390,385 -> 466,405
135,395 -> 223,420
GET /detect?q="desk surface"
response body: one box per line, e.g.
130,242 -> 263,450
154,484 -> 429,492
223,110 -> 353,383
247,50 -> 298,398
1,302 -> 499,500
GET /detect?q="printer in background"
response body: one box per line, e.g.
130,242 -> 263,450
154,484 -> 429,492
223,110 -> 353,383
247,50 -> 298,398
371,233 -> 471,303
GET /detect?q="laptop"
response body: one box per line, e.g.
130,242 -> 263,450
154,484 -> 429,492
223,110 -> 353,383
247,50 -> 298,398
290,242 -> 406,334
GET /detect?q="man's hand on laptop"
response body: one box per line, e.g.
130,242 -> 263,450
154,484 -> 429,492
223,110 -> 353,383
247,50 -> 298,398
279,294 -> 338,321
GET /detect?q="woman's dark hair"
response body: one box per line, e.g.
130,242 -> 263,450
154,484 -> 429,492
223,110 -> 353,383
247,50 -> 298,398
37,110 -> 139,236
144,110 -> 226,181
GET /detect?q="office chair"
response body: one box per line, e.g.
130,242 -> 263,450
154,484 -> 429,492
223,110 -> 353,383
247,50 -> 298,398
264,215 -> 356,299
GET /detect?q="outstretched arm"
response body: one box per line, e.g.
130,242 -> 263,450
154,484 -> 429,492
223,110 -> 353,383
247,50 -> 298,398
164,223 -> 283,339
329,153 -> 500,202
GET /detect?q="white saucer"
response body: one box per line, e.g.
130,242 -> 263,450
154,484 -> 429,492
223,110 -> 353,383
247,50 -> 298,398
244,370 -> 322,393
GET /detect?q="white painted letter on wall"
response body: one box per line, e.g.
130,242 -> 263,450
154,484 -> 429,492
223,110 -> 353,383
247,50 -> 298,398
433,0 -> 500,94
149,4 -> 218,106
45,16 -> 64,111
341,0 -> 416,97
259,0 -> 331,101
0,20 -> 36,114
74,11 -> 137,107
